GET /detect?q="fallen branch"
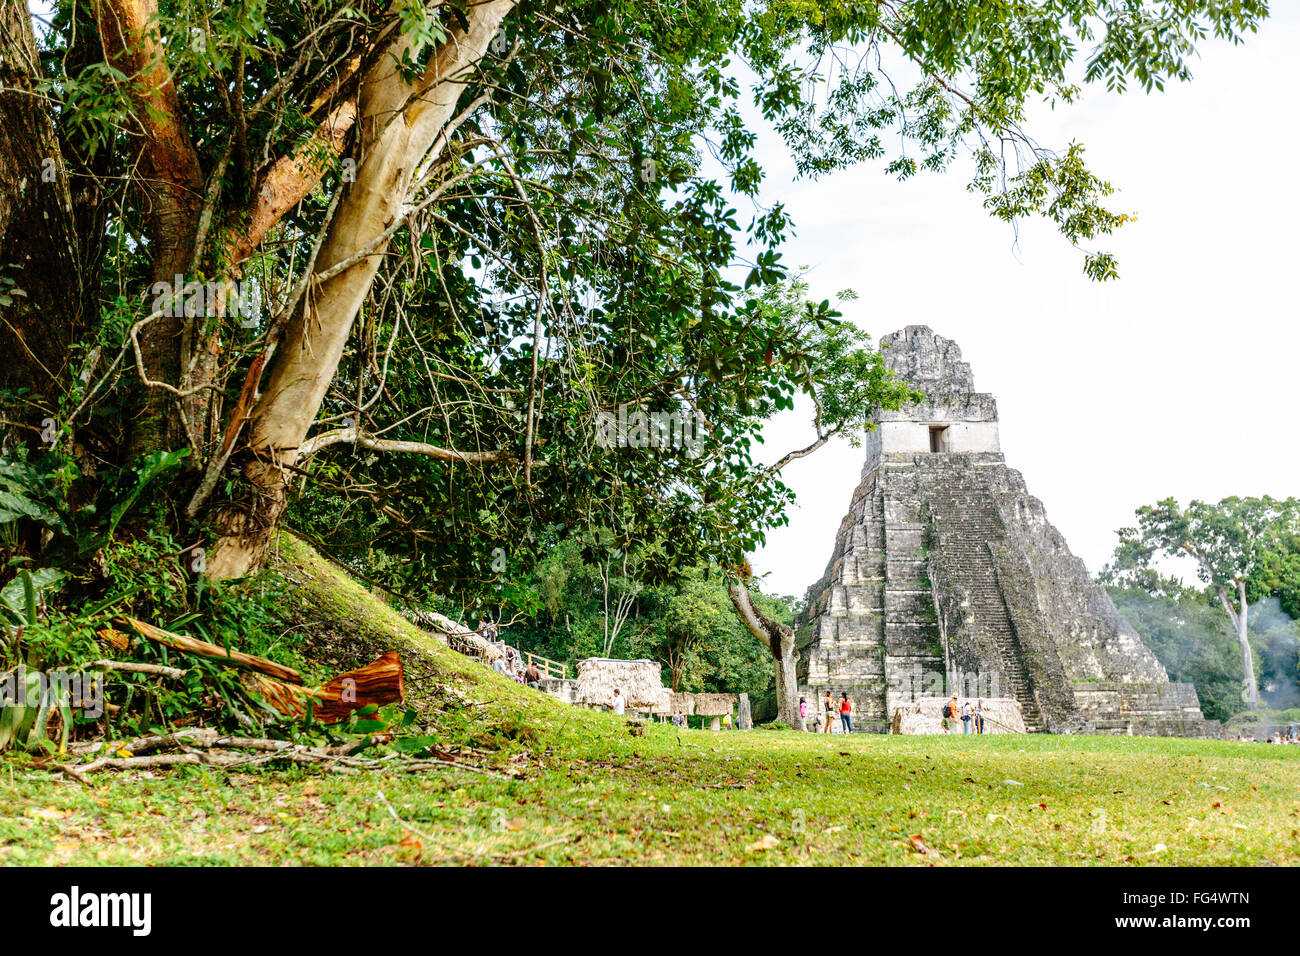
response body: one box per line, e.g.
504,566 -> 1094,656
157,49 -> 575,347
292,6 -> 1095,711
70,728 -> 305,757
65,740 -> 505,778
57,763 -> 93,787
376,789 -> 563,864
79,752 -> 206,774
112,616 -> 303,684
395,757 -> 509,778
246,651 -> 403,723
89,659 -> 187,679
479,835 -> 572,864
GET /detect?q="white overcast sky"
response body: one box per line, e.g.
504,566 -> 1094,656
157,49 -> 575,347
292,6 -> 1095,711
745,9 -> 1300,600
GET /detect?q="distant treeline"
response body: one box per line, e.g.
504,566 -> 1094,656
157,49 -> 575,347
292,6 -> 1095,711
1108,590 -> 1299,724
471,540 -> 796,713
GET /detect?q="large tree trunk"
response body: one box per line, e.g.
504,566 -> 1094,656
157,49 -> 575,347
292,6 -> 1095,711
728,579 -> 801,727
95,0 -> 206,457
1217,582 -> 1260,708
205,0 -> 515,580
94,2 -> 358,469
0,1 -> 90,435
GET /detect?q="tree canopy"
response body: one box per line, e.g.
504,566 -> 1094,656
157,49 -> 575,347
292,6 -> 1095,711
1103,496 -> 1300,709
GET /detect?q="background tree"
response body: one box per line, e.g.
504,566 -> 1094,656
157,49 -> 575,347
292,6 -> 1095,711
658,565 -> 734,693
1106,583 -> 1300,723
1249,531 -> 1300,621
495,544 -> 788,708
1105,496 -> 1300,709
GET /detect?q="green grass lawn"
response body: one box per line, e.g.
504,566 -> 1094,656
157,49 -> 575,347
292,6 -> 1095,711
6,537 -> 1296,867
4,709 -> 1298,866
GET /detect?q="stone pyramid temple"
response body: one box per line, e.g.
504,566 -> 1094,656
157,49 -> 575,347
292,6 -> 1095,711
797,327 -> 1209,736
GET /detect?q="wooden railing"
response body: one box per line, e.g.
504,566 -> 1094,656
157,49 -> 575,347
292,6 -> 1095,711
409,606 -> 570,680
522,650 -> 567,680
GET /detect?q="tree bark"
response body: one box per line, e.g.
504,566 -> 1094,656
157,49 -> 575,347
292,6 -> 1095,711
727,579 -> 800,727
205,0 -> 516,580
94,4 -> 363,464
1216,582 -> 1259,708
0,1 -> 90,436
247,651 -> 405,723
95,0 -> 207,456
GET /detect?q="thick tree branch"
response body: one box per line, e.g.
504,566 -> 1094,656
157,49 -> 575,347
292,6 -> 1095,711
727,579 -> 786,655
768,431 -> 836,475
228,99 -> 358,265
95,0 -> 203,273
298,425 -> 513,464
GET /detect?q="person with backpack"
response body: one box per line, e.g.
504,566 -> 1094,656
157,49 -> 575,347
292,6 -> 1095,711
823,691 -> 836,734
941,694 -> 959,734
961,699 -> 973,734
839,692 -> 853,734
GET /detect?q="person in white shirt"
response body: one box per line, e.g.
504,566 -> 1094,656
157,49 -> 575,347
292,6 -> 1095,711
611,689 -> 625,715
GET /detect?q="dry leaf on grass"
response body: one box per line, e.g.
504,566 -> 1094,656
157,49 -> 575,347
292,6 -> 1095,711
745,834 -> 780,853
907,833 -> 935,856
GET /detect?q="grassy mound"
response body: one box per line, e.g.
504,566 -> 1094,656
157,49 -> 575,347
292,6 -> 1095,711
3,534 -> 1298,866
261,530 -> 631,749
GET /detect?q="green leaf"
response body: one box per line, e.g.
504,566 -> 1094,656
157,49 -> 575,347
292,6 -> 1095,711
0,568 -> 66,622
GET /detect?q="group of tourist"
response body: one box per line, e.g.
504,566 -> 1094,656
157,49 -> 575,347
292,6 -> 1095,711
479,619 -> 543,689
1235,731 -> 1300,744
494,652 -> 542,689
940,694 -> 991,734
798,691 -> 856,734
796,691 -> 995,735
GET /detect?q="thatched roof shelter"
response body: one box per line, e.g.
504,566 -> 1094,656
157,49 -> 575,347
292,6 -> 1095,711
670,692 -> 695,716
409,608 -> 501,661
577,658 -> 670,713
693,693 -> 737,718
890,697 -> 1026,735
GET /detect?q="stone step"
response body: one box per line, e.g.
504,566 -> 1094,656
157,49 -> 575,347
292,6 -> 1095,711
925,488 -> 1048,728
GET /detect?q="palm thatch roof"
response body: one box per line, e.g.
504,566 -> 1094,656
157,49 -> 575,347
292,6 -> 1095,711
692,693 -> 737,717
576,658 -> 671,713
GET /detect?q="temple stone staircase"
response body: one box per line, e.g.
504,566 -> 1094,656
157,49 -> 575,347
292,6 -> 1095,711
924,487 -> 1044,732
